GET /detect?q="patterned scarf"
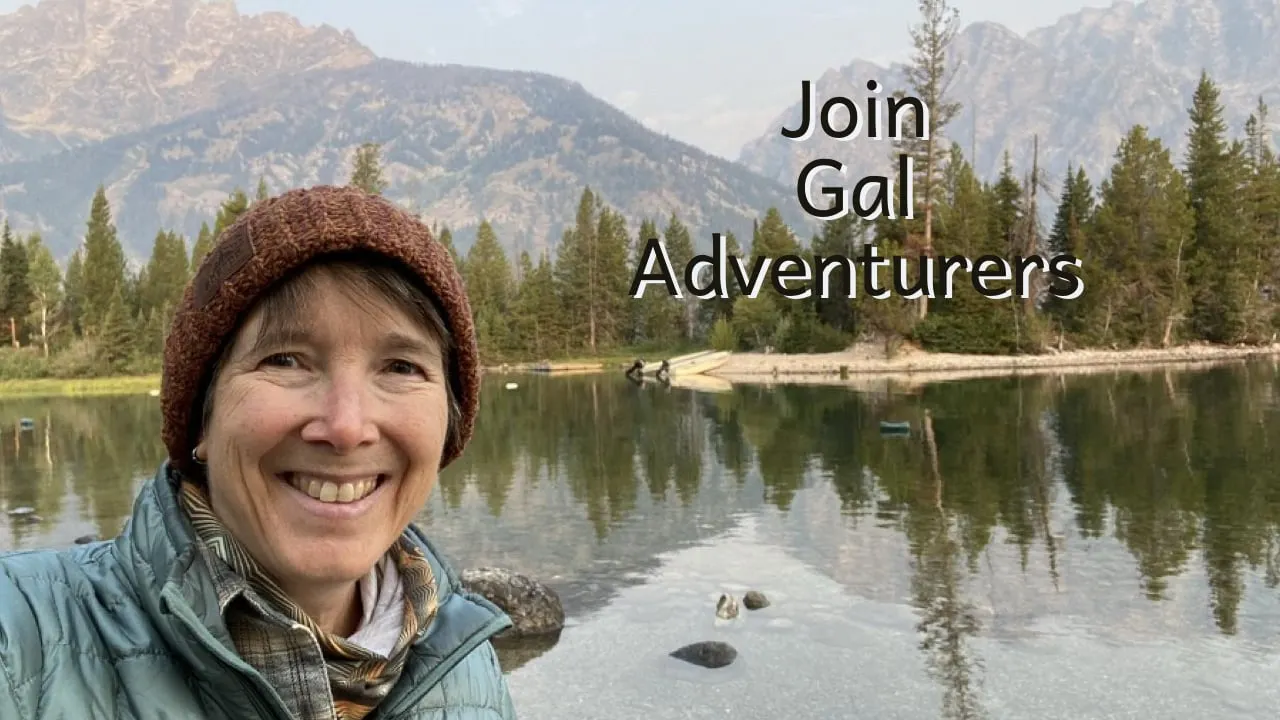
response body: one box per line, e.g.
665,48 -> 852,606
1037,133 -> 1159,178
177,476 -> 439,720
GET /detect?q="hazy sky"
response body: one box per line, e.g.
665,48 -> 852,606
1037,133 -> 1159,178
4,0 -> 1115,159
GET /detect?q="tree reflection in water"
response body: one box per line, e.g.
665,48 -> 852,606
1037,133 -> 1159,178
3,361 -> 1280,718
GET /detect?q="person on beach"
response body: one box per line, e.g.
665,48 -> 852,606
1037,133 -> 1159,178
0,185 -> 517,719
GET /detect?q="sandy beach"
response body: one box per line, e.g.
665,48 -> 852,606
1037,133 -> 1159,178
705,342 -> 1280,387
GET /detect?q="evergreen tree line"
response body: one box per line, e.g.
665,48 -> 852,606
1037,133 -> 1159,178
457,71 -> 1280,362
872,71 -> 1280,355
0,180 -> 264,378
0,72 -> 1278,378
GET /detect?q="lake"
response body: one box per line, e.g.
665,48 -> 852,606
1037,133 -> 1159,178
3,363 -> 1280,719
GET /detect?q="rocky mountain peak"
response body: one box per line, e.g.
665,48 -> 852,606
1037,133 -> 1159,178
0,0 -> 374,144
739,0 -> 1280,215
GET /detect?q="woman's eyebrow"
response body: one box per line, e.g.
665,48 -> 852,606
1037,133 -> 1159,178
380,331 -> 441,359
246,323 -> 310,356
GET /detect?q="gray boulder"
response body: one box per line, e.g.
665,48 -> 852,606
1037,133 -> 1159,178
670,641 -> 737,669
460,567 -> 565,638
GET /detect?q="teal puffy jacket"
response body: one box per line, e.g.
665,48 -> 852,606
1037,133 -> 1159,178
0,463 -> 517,719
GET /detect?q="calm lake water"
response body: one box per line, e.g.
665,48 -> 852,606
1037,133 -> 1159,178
3,363 -> 1280,718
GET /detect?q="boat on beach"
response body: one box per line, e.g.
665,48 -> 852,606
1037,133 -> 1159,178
633,349 -> 719,376
665,351 -> 732,378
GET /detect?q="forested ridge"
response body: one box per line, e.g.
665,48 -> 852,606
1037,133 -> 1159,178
0,68 -> 1277,379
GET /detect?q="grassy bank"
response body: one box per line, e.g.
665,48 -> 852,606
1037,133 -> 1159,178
0,375 -> 161,399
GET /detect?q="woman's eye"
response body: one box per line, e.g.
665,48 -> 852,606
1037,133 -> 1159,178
388,359 -> 424,376
262,352 -> 299,368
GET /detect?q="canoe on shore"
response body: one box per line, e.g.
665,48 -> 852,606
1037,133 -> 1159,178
634,349 -> 719,376
666,351 -> 733,378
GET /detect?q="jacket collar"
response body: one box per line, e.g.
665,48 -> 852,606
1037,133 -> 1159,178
113,462 -> 511,702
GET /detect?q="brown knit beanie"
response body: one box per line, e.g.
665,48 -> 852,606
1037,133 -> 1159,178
160,184 -> 479,480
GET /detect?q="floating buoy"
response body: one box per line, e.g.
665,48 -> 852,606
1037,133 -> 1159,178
148,389 -> 160,397
504,382 -> 518,390
879,420 -> 911,436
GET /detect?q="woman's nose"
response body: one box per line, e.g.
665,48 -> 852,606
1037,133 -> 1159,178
299,372 -> 379,450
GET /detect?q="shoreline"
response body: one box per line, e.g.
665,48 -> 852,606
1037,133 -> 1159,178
2,344 -> 1277,397
705,343 -> 1280,386
0,375 -> 161,399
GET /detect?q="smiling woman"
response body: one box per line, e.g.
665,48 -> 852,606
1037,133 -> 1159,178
0,186 -> 517,719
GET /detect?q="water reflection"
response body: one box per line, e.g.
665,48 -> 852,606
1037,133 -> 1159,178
3,363 -> 1280,717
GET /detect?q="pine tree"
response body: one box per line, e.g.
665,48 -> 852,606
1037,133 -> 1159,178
80,186 -> 127,336
661,212 -> 697,340
1087,125 -> 1193,346
1240,97 -> 1280,333
811,214 -> 863,334
511,251 -> 561,358
912,148 -> 1019,354
552,188 -> 633,352
894,0 -> 962,320
699,229 -> 744,327
62,248 -> 85,337
633,217 -> 681,347
213,189 -> 250,240
593,204 -> 634,347
1184,71 -> 1255,342
139,230 -> 189,323
554,188 -> 601,352
349,142 -> 387,195
191,222 -> 214,268
1043,165 -> 1094,338
0,224 -> 32,347
434,224 -> 461,266
97,284 -> 134,372
463,220 -> 513,359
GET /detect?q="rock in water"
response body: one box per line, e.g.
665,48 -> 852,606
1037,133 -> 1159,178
742,590 -> 770,610
460,567 -> 565,638
670,641 -> 737,669
715,593 -> 739,620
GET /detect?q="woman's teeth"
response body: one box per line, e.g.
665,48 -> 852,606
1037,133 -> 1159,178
287,475 -> 379,503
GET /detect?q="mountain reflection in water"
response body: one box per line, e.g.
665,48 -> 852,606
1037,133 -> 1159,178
3,362 -> 1280,718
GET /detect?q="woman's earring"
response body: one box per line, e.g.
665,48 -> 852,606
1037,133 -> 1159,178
192,448 -> 206,466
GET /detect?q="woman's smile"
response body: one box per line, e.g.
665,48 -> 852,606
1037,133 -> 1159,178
278,470 -> 394,518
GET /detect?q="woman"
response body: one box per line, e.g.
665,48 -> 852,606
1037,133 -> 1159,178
0,185 -> 517,719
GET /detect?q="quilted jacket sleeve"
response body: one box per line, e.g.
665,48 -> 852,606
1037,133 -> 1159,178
0,558 -> 40,719
467,640 -> 518,720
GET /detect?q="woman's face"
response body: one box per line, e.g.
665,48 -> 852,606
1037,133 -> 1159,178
195,266 -> 449,591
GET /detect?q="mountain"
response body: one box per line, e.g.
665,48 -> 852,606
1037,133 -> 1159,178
0,0 -> 811,261
0,0 -> 372,158
739,0 -> 1280,212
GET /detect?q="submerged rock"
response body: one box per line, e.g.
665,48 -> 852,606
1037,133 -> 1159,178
670,641 -> 737,669
491,631 -> 562,673
742,590 -> 770,610
460,567 -> 565,638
